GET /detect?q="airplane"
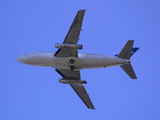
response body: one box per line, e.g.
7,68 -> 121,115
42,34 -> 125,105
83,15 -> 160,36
15,10 -> 139,109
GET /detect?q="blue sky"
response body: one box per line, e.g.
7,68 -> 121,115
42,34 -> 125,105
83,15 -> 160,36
1,0 -> 160,120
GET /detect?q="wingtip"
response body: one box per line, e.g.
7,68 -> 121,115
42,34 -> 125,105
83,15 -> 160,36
88,106 -> 96,110
132,76 -> 137,79
78,9 -> 86,12
89,107 -> 96,110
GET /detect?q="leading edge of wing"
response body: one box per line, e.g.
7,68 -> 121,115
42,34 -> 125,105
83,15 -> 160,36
70,84 -> 95,109
54,10 -> 85,57
63,10 -> 86,44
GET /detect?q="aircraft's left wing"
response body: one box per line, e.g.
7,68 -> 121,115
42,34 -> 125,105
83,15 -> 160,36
54,49 -> 78,57
55,69 -> 95,109
63,10 -> 85,44
54,10 -> 85,57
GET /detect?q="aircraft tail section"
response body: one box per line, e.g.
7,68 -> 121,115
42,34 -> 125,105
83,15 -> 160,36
120,63 -> 137,79
118,40 -> 134,59
114,47 -> 139,57
118,40 -> 138,79
130,47 -> 139,56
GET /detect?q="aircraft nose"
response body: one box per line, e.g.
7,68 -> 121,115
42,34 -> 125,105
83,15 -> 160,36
15,55 -> 26,63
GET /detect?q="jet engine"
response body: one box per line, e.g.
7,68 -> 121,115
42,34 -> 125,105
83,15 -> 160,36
55,43 -> 83,49
59,78 -> 87,84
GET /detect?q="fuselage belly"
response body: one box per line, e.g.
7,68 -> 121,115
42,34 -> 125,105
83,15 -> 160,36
16,52 -> 130,70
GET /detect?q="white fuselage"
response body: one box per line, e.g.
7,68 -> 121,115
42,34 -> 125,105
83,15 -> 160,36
15,52 -> 130,70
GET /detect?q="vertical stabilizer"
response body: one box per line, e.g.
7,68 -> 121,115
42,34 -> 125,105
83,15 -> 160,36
118,40 -> 134,59
130,47 -> 139,56
118,40 -> 138,79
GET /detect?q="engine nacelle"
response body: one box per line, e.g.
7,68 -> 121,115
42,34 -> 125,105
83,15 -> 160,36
59,78 -> 87,84
55,43 -> 83,49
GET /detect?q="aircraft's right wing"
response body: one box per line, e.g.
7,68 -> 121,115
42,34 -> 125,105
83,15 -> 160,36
55,69 -> 95,109
70,84 -> 95,109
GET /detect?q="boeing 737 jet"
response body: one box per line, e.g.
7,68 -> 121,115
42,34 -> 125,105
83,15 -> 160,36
15,10 -> 139,109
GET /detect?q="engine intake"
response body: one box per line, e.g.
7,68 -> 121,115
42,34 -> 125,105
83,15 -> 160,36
55,43 -> 83,49
59,78 -> 87,84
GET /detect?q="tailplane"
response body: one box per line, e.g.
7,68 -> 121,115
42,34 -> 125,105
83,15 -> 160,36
120,63 -> 137,79
118,40 -> 134,59
118,40 -> 138,79
114,47 -> 139,57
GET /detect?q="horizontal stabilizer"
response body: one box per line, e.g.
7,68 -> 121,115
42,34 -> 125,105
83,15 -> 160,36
120,63 -> 137,79
115,47 -> 139,57
118,40 -> 134,59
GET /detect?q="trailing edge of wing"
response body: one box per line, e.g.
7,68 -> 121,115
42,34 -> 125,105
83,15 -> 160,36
70,84 -> 95,109
63,10 -> 85,44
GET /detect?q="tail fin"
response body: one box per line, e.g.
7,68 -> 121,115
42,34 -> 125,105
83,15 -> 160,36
130,47 -> 139,56
118,40 -> 138,79
114,47 -> 139,57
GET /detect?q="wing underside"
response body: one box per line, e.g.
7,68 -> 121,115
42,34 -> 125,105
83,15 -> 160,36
70,84 -> 95,109
56,69 -> 95,109
63,10 -> 85,44
54,10 -> 94,109
54,10 -> 85,57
